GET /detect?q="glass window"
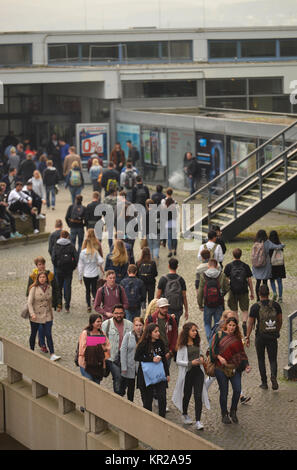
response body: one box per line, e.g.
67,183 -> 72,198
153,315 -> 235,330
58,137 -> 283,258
0,44 -> 31,66
249,95 -> 291,113
241,39 -> 276,58
168,41 -> 192,60
209,41 -> 237,59
206,79 -> 246,96
48,44 -> 79,62
126,42 -> 160,61
279,39 -> 297,57
249,78 -> 282,95
83,43 -> 119,62
123,80 -> 197,99
206,97 -> 247,110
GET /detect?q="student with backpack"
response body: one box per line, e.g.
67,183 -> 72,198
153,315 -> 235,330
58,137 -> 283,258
157,257 -> 188,327
51,230 -> 78,313
120,264 -> 146,322
102,161 -> 119,196
136,247 -> 158,309
197,258 -> 230,341
251,230 -> 285,301
224,248 -> 255,337
120,162 -> 137,202
198,230 -> 224,266
131,175 -> 150,207
268,230 -> 286,303
246,285 -> 282,390
94,269 -> 128,321
65,194 -> 86,255
65,161 -> 84,203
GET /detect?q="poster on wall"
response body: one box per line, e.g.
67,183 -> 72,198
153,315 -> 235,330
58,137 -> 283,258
142,129 -> 152,164
168,129 -> 195,189
141,128 -> 167,166
230,137 -> 257,179
196,133 -> 225,188
116,123 -> 140,161
76,123 -> 109,165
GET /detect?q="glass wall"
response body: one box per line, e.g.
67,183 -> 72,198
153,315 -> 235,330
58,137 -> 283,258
209,38 -> 297,61
122,80 -> 197,99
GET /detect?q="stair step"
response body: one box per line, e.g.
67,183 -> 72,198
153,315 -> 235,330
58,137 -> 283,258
287,165 -> 297,172
264,177 -> 283,184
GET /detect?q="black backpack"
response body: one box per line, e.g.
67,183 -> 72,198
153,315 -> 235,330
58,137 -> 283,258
138,263 -> 154,282
135,186 -> 147,206
122,278 -> 142,308
70,204 -> 84,222
56,245 -> 75,270
230,262 -> 247,294
164,275 -> 183,311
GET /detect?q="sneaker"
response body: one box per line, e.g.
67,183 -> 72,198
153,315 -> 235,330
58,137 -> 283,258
240,395 -> 251,404
37,214 -> 46,219
168,252 -> 172,258
153,398 -> 158,407
173,250 -> 177,256
50,354 -> 61,361
182,415 -> 193,425
52,207 -> 55,210
0,235 -> 6,241
33,229 -> 40,234
40,346 -> 49,354
230,409 -> 238,423
272,293 -> 277,301
271,376 -> 279,390
278,297 -> 283,303
14,231 -> 23,238
195,421 -> 204,430
166,406 -> 170,413
87,306 -> 92,313
10,232 -> 16,238
259,382 -> 268,389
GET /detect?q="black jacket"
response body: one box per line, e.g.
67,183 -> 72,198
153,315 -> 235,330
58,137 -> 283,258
85,200 -> 102,229
101,169 -> 120,193
134,338 -> 169,390
65,203 -> 86,229
185,157 -> 200,178
43,167 -> 59,187
18,159 -> 36,183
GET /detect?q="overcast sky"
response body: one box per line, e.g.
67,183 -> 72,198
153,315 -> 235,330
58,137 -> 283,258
1,0 -> 297,32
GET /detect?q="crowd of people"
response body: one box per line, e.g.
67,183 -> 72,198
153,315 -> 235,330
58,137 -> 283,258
10,131 -> 285,431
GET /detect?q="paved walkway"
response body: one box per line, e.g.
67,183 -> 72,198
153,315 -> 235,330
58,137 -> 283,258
0,183 -> 296,450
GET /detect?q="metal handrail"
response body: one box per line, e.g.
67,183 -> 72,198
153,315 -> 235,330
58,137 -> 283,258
184,119 -> 297,203
208,141 -> 297,215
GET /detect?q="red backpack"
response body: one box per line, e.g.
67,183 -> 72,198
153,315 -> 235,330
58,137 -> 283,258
203,274 -> 223,308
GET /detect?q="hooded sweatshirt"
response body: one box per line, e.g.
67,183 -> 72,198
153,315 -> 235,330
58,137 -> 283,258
195,261 -> 210,290
43,166 -> 59,187
197,267 -> 229,308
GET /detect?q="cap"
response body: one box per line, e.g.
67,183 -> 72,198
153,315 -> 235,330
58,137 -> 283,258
157,298 -> 170,308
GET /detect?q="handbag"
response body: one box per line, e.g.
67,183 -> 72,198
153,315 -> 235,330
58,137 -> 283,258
21,305 -> 30,319
141,359 -> 166,387
204,356 -> 216,377
222,364 -> 236,378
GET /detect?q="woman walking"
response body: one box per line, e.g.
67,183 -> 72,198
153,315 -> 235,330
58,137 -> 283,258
269,230 -> 286,302
105,239 -> 129,284
172,322 -> 209,430
78,235 -> 104,312
89,158 -> 103,191
210,316 -> 251,424
27,271 -> 61,361
136,247 -> 158,308
120,317 -> 144,402
78,313 -> 110,384
163,197 -> 178,257
251,230 -> 285,301
65,161 -> 84,203
134,323 -> 170,418
146,198 -> 161,262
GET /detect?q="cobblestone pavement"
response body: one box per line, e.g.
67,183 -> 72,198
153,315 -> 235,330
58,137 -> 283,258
0,184 -> 297,450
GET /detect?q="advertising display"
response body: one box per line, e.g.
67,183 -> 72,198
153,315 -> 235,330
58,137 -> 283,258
168,129 -> 195,189
196,132 -> 225,187
116,123 -> 141,160
230,137 -> 257,179
76,123 -> 109,164
141,128 -> 167,166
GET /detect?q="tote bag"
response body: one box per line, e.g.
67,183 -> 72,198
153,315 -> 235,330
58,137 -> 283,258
141,360 -> 166,387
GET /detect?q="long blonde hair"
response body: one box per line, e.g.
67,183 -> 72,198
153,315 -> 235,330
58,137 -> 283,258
82,228 -> 103,257
110,239 -> 128,266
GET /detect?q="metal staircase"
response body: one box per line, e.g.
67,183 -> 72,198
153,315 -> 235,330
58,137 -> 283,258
183,120 -> 297,241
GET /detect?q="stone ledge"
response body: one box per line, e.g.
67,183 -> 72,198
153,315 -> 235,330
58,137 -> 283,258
0,232 -> 50,249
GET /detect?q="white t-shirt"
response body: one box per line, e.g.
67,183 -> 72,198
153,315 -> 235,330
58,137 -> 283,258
78,249 -> 104,280
197,241 -> 224,263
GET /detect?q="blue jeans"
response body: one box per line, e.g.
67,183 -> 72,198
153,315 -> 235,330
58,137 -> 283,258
188,176 -> 196,195
80,366 -> 101,385
125,308 -> 141,322
270,278 -> 283,298
30,321 -> 54,355
46,185 -> 56,208
69,186 -> 82,203
215,368 -> 242,415
107,360 -> 125,396
70,227 -> 84,255
147,236 -> 161,259
56,271 -> 73,310
204,305 -> 224,341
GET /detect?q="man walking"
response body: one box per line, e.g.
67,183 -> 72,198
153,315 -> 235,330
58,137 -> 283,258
224,248 -> 255,337
198,230 -> 224,266
246,285 -> 282,390
94,270 -> 128,321
102,304 -> 133,395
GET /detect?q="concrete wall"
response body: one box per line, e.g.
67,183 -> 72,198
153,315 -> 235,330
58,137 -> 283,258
0,336 -> 220,451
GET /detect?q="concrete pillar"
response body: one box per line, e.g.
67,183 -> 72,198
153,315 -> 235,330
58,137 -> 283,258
58,395 -> 75,414
193,38 -> 208,62
7,367 -> 22,384
0,383 -> 5,432
32,380 -> 48,399
90,414 -> 108,434
119,430 -> 139,450
81,97 -> 91,123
